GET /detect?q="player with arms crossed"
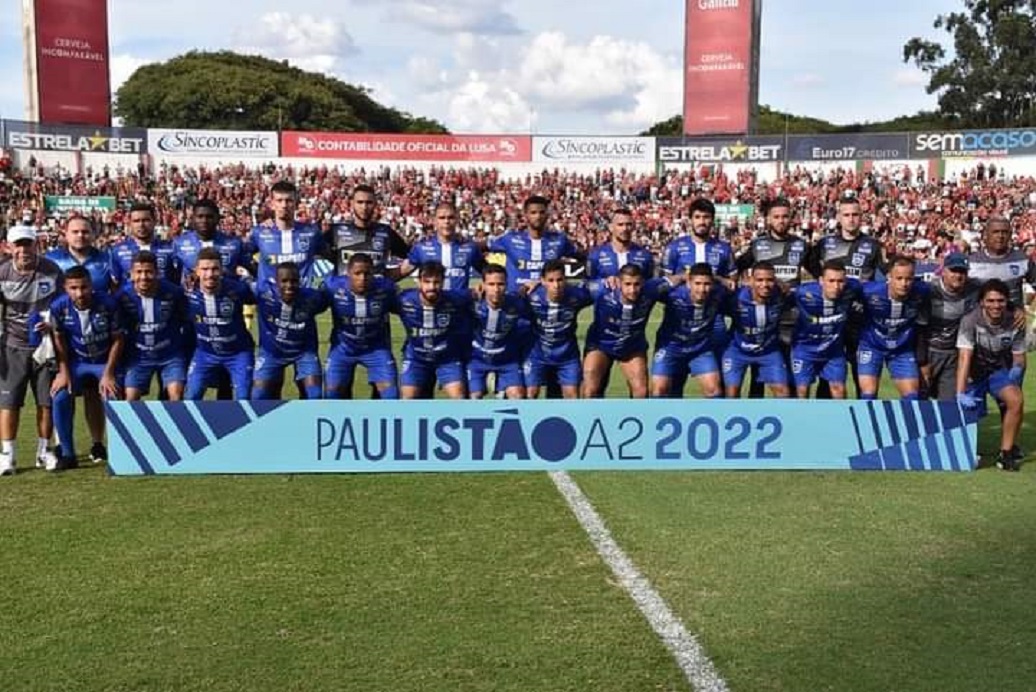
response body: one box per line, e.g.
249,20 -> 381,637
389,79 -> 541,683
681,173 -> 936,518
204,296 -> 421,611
468,264 -> 530,400
650,263 -> 729,399
322,254 -> 400,400
955,279 -> 1027,471
49,266 -> 125,470
789,260 -> 861,399
110,203 -> 180,286
248,262 -> 329,400
117,251 -> 190,402
857,256 -> 931,401
587,208 -> 655,280
396,262 -> 472,400
523,260 -> 596,400
722,261 -> 792,399
398,203 -> 483,291
582,264 -> 675,399
184,249 -> 256,400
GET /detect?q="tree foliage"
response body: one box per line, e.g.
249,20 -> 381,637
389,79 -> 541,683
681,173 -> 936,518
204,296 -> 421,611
114,51 -> 449,133
903,0 -> 1036,128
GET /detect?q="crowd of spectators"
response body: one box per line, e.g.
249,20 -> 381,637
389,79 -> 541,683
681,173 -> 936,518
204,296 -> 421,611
3,149 -> 1036,260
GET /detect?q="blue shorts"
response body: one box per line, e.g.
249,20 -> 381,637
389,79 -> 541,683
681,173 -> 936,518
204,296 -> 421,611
325,346 -> 398,390
68,361 -> 125,396
966,369 -> 1017,404
722,347 -> 788,389
186,350 -> 255,400
524,356 -> 582,388
467,358 -> 525,395
791,348 -> 847,388
400,358 -> 466,390
254,349 -> 322,383
125,355 -> 187,392
651,345 -> 719,379
857,345 -> 918,381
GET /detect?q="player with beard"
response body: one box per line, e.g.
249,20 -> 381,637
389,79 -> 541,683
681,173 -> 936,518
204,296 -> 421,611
587,208 -> 655,280
250,181 -> 325,287
734,198 -> 810,398
110,203 -> 180,286
721,261 -> 792,399
324,184 -> 410,278
807,196 -> 885,398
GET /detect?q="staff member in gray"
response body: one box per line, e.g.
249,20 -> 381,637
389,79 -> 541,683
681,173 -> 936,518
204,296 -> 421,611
967,216 -> 1036,311
0,225 -> 64,475
922,252 -> 981,401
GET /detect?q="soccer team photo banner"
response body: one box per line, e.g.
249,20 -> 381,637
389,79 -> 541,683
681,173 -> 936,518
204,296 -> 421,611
105,400 -> 978,475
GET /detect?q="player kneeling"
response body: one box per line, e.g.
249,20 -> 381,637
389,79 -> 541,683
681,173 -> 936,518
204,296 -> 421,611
397,262 -> 472,400
955,279 -> 1026,471
249,262 -> 329,400
651,263 -> 726,399
49,266 -> 125,470
790,261 -> 860,399
524,260 -> 595,399
185,248 -> 256,400
469,264 -> 529,399
583,264 -> 673,398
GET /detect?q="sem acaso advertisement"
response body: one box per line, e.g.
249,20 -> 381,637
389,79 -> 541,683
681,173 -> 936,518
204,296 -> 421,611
532,136 -> 655,164
910,129 -> 1036,159
281,132 -> 532,162
148,129 -> 279,157
105,400 -> 976,475
32,0 -> 111,125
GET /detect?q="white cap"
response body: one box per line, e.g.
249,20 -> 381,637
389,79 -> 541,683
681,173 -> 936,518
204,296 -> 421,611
912,238 -> 932,250
6,225 -> 37,244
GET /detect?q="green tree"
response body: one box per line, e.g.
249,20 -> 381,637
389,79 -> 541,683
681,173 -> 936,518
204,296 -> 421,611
114,51 -> 449,133
903,0 -> 1036,128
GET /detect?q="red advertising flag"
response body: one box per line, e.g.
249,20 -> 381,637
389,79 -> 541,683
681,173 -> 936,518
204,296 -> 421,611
683,0 -> 757,136
33,0 -> 111,126
280,133 -> 532,162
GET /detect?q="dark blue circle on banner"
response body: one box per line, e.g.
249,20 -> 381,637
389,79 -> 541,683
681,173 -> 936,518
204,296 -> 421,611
531,417 -> 577,462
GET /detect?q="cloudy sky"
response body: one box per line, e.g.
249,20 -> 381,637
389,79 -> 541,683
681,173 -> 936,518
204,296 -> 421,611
0,0 -> 951,133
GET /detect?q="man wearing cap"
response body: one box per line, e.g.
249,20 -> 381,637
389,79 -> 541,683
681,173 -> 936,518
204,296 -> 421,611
0,225 -> 64,475
922,252 -> 982,401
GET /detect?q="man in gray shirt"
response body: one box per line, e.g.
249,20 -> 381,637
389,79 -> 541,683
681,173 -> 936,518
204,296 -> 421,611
967,216 -> 1036,310
955,278 -> 1027,471
0,225 -> 64,475
922,252 -> 981,401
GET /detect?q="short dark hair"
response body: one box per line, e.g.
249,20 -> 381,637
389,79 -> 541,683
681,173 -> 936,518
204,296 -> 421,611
270,180 -> 297,197
762,198 -> 792,216
523,195 -> 550,210
889,255 -> 916,271
542,259 -> 567,277
347,252 -> 373,269
980,278 -> 1010,301
689,198 -> 716,217
197,247 -> 222,264
132,250 -> 157,269
418,261 -> 445,280
618,263 -> 643,279
752,260 -> 777,274
128,202 -> 155,218
822,259 -> 847,275
276,262 -> 300,277
611,207 -> 633,219
63,265 -> 90,283
352,184 -> 377,198
688,263 -> 714,278
481,263 -> 507,279
193,199 -> 220,216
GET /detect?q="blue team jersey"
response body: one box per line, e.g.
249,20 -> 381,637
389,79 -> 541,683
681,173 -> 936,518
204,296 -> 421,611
655,282 -> 730,353
526,283 -> 596,362
115,280 -> 189,362
586,279 -> 669,356
729,286 -> 787,355
46,247 -> 114,295
323,276 -> 399,355
407,238 -> 483,292
396,289 -> 473,363
661,235 -> 736,278
586,243 -> 655,280
248,223 -> 324,285
110,237 -> 180,286
254,281 -> 330,359
859,280 -> 931,352
50,293 -> 123,364
175,231 -> 251,282
487,230 -> 579,291
471,294 -> 530,364
186,278 -> 256,356
791,280 -> 862,356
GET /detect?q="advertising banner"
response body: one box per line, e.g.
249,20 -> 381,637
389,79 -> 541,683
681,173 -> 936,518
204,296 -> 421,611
714,204 -> 755,226
148,129 -> 279,158
786,133 -> 911,162
32,0 -> 111,125
683,0 -> 759,136
5,120 -> 146,154
105,399 -> 977,475
532,136 -> 655,164
43,195 -> 116,213
657,136 -> 783,164
281,132 -> 532,161
909,129 -> 1036,159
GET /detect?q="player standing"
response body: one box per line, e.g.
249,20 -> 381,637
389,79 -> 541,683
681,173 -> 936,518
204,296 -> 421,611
488,195 -> 585,292
587,208 -> 655,280
399,203 -> 483,291
175,199 -> 251,283
325,184 -> 410,278
110,203 -> 180,286
250,181 -> 325,286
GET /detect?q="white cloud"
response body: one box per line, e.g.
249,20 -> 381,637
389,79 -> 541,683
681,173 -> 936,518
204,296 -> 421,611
359,0 -> 522,35
893,68 -> 928,89
446,71 -> 532,132
110,54 -> 149,94
791,73 -> 824,88
235,12 -> 356,75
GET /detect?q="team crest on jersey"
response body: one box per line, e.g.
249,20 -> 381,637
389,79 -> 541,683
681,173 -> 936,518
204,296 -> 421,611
1001,335 -> 1014,347
219,300 -> 234,317
369,302 -> 382,317
851,253 -> 866,267
788,252 -> 801,265
158,302 -> 172,322
1011,265 -> 1021,276
298,236 -> 310,252
94,315 -> 109,332
436,313 -> 450,327
38,280 -> 53,295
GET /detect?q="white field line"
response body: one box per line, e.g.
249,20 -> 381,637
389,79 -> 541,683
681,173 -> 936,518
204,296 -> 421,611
549,471 -> 729,692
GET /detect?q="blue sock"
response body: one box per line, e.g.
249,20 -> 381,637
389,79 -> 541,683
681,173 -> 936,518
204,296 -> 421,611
51,389 -> 76,458
860,392 -> 877,400
304,383 -> 323,400
378,384 -> 399,400
903,392 -> 919,401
